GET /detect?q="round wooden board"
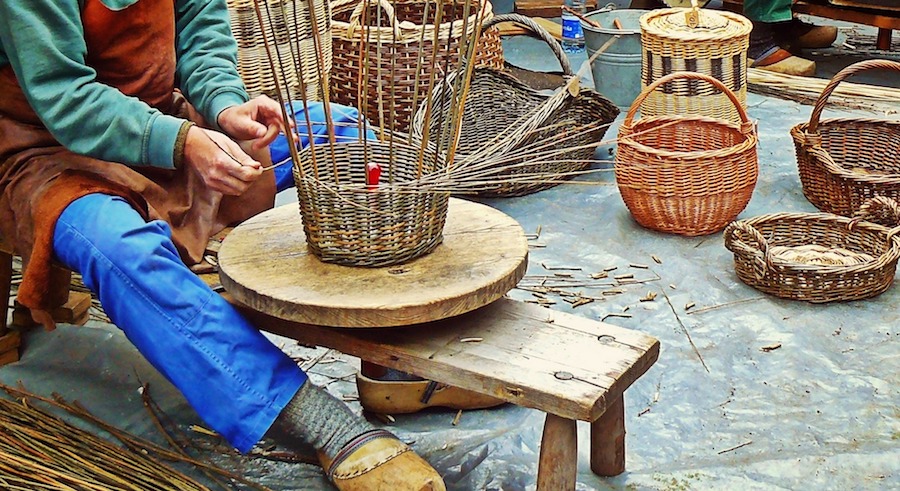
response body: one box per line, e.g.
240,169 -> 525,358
218,198 -> 528,328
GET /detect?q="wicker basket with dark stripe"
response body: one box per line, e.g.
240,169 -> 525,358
227,0 -> 332,102
330,0 -> 503,133
639,7 -> 751,125
790,59 -> 900,217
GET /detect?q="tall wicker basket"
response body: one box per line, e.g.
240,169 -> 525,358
639,6 -> 751,124
330,0 -> 504,133
724,197 -> 900,303
410,14 -> 619,197
790,59 -> 900,217
615,71 -> 758,236
227,0 -> 332,101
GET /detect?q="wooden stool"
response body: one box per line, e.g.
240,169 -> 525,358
218,199 -> 660,486
0,234 -> 91,366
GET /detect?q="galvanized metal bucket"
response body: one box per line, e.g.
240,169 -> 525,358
582,9 -> 647,109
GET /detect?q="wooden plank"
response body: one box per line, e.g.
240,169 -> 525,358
829,0 -> 900,13
536,414 -> 577,490
0,348 -> 19,367
235,296 -> 659,421
12,291 -> 91,327
496,17 -> 563,40
590,396 -> 626,476
218,199 -> 528,328
516,0 -> 598,18
794,1 -> 900,30
0,330 -> 21,354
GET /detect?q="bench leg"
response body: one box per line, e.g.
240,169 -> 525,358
590,396 -> 626,476
12,265 -> 91,328
536,413 -> 577,490
877,28 -> 892,51
0,250 -> 20,366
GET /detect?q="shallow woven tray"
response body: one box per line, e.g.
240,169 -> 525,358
723,198 -> 900,303
791,59 -> 900,217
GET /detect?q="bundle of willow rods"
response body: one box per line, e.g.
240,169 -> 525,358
747,67 -> 900,114
0,383 -> 269,491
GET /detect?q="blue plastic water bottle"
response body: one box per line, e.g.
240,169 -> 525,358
561,0 -> 586,53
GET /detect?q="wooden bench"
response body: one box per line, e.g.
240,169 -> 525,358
233,296 -> 659,487
0,235 -> 92,365
795,0 -> 900,51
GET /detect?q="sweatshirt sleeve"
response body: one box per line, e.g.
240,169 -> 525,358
0,0 -> 184,169
174,0 -> 249,131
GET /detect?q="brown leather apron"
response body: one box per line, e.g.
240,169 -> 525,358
0,0 -> 275,312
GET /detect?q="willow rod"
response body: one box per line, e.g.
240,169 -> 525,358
284,0 -> 321,180
415,0 -> 447,177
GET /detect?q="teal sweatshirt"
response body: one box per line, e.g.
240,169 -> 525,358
0,0 -> 249,169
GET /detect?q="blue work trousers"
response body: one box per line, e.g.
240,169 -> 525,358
51,102 -> 372,453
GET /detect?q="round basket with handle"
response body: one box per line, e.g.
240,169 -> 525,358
615,71 -> 758,236
227,0 -> 332,101
410,13 -> 619,198
790,59 -> 900,217
723,197 -> 900,303
291,137 -> 450,267
330,0 -> 503,133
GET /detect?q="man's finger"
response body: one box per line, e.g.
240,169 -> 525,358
253,123 -> 281,150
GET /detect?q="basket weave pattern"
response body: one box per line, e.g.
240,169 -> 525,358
411,14 -> 619,197
291,140 -> 450,267
791,59 -> 900,217
724,198 -> 900,303
330,0 -> 503,133
227,0 -> 332,101
640,8 -> 751,125
615,72 -> 758,236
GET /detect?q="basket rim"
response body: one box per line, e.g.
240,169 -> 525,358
639,8 -> 752,41
790,119 -> 900,182
330,0 -> 494,42
618,116 -> 757,161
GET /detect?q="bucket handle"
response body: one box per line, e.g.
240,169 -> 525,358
481,13 -> 574,76
622,71 -> 754,135
347,0 -> 403,38
806,59 -> 900,136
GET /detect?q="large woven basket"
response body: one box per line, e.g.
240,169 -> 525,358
724,197 -> 900,303
639,6 -> 751,124
615,71 -> 758,236
410,13 -> 619,197
291,139 -> 450,267
227,0 -> 332,101
330,0 -> 504,133
790,59 -> 900,218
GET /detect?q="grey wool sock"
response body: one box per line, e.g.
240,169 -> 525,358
272,381 -> 378,461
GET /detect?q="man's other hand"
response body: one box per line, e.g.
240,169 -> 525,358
217,95 -> 291,151
183,127 -> 262,196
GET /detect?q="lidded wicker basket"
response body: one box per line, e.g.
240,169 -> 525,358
639,5 -> 751,124
615,71 -> 758,236
790,59 -> 900,217
724,197 -> 900,303
330,0 -> 504,133
291,138 -> 450,267
227,0 -> 332,101
410,14 -> 619,198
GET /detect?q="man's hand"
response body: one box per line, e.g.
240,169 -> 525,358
183,126 -> 262,196
217,95 -> 291,151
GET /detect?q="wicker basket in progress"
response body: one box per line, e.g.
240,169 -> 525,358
723,197 -> 900,303
291,139 -> 450,267
615,71 -> 758,236
410,13 -> 619,197
227,0 -> 332,101
790,59 -> 900,217
330,0 -> 503,133
639,6 -> 751,124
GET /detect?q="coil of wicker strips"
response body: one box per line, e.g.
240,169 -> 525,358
723,197 -> 900,303
329,0 -> 504,133
615,71 -> 758,236
639,6 -> 751,125
790,59 -> 900,217
410,13 -> 619,197
227,0 -> 332,101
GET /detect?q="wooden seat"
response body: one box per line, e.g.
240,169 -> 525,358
0,234 -> 91,366
232,296 -> 659,486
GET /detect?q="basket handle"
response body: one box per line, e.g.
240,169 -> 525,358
347,0 -> 402,38
481,13 -> 574,76
851,196 -> 900,228
724,220 -> 771,280
622,72 -> 754,134
806,59 -> 900,135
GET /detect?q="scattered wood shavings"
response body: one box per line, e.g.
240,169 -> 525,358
640,291 -> 657,302
630,263 -> 649,269
451,410 -> 463,426
760,343 -> 782,352
652,255 -> 662,264
685,302 -> 696,311
591,272 -> 609,279
460,337 -> 483,343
